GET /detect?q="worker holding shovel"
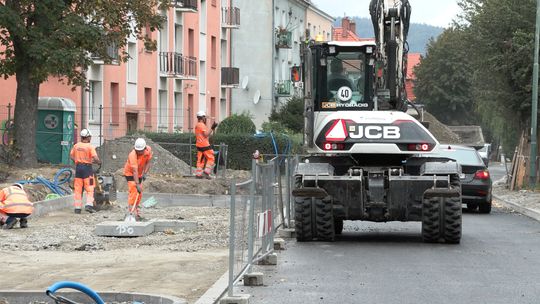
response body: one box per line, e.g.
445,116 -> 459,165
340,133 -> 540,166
123,138 -> 153,221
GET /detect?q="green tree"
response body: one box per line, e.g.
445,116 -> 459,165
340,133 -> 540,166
459,0 -> 537,152
414,26 -> 476,125
0,0 -> 167,167
268,96 -> 304,133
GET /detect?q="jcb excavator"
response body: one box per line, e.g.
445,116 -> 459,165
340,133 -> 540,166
293,0 -> 462,243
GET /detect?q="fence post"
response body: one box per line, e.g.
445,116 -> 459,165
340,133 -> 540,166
247,159 -> 256,272
285,156 -> 291,228
270,159 -> 276,249
188,107 -> 193,176
228,177 -> 237,297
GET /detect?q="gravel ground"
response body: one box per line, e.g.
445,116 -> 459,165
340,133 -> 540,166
0,204 -> 229,252
493,183 -> 540,211
0,205 -> 231,303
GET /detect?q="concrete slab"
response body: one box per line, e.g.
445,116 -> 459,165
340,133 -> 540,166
257,253 -> 277,266
243,272 -> 264,286
94,221 -> 154,237
32,195 -> 74,218
219,294 -> 250,304
278,228 -> 296,239
150,219 -> 198,232
273,238 -> 286,250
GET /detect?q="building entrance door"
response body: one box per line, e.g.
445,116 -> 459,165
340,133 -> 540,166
126,113 -> 138,134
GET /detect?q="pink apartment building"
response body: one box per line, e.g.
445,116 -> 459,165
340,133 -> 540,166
0,0 -> 240,146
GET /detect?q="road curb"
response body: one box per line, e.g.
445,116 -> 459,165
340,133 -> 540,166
493,194 -> 540,222
194,271 -> 229,304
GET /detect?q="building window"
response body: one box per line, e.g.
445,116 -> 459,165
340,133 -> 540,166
174,92 -> 183,131
210,97 -> 216,119
211,36 -> 217,69
188,28 -> 195,57
145,88 -> 152,127
158,90 -> 168,129
127,42 -> 137,83
111,83 -> 119,124
88,81 -> 102,122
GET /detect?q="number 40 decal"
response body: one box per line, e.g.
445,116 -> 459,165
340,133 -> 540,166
337,86 -> 352,102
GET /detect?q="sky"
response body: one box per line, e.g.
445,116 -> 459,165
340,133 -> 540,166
311,0 -> 461,28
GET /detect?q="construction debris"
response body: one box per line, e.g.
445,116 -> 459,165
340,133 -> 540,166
423,112 -> 463,144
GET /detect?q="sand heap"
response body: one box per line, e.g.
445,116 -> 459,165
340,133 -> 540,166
423,112 -> 463,144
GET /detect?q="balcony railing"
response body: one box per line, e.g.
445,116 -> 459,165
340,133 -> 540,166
90,43 -> 119,65
222,7 -> 240,29
275,29 -> 292,49
159,52 -> 197,79
171,0 -> 197,12
275,80 -> 292,96
221,67 -> 239,88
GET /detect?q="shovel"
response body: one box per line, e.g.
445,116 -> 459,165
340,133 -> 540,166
124,191 -> 140,222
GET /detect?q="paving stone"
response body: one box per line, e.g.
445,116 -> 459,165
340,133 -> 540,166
150,219 -> 198,232
243,272 -> 264,286
94,221 -> 154,237
219,294 -> 250,304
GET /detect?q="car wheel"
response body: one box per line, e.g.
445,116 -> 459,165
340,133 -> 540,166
466,203 -> 478,212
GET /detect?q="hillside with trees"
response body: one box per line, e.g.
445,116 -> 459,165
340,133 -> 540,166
334,17 -> 444,53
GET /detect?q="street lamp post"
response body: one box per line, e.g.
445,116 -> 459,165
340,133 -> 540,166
529,0 -> 540,189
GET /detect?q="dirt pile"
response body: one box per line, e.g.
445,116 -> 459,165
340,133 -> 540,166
114,169 -> 251,195
97,136 -> 191,176
0,164 -> 72,201
423,112 -> 463,144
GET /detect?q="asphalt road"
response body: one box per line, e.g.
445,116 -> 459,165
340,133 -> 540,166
238,209 -> 540,304
489,161 -> 509,182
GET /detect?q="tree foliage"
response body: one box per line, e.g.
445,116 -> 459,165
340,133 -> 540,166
0,0 -> 167,166
216,113 -> 256,135
415,0 -> 539,153
268,96 -> 304,133
414,27 -> 476,125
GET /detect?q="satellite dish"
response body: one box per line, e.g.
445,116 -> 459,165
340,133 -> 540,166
241,76 -> 249,90
253,90 -> 261,104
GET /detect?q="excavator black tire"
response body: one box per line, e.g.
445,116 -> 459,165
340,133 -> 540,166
422,184 -> 462,244
295,197 -> 314,242
315,198 -> 335,241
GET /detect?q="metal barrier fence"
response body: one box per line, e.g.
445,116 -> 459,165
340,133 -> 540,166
226,154 -> 299,297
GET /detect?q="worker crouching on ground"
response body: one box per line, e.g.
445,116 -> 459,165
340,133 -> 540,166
124,138 -> 153,221
195,111 -> 218,179
0,184 -> 34,229
70,129 -> 101,214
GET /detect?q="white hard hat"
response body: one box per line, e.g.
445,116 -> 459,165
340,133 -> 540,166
12,183 -> 24,190
134,138 -> 147,151
196,111 -> 206,118
80,129 -> 92,137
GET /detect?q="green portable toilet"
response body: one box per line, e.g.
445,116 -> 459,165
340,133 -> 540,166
36,97 -> 76,165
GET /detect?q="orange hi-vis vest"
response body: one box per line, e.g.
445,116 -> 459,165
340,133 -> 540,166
195,122 -> 210,148
0,186 -> 33,214
123,146 -> 153,177
70,142 -> 98,165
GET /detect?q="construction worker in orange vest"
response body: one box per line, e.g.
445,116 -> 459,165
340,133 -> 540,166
195,111 -> 218,179
0,184 -> 34,229
124,138 -> 153,220
70,128 -> 101,214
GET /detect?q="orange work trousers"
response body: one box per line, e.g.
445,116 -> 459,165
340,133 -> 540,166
74,176 -> 95,209
127,180 -> 143,215
196,148 -> 215,177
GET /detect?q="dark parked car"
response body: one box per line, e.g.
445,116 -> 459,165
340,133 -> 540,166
427,144 -> 493,213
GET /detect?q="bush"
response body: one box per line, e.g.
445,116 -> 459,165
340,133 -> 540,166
145,132 -> 302,170
269,96 -> 304,133
216,113 -> 256,135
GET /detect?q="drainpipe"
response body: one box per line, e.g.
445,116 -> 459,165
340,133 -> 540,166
271,0 -> 276,112
81,68 -> 87,129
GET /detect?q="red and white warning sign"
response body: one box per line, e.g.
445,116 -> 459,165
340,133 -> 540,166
257,209 -> 273,238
